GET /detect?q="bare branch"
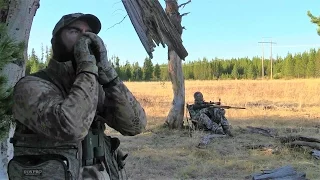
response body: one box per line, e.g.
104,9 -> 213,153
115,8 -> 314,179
178,0 -> 191,9
181,12 -> 190,17
112,1 -> 122,8
112,8 -> 125,15
106,15 -> 128,30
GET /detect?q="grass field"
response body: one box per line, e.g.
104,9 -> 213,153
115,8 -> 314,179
106,79 -> 320,180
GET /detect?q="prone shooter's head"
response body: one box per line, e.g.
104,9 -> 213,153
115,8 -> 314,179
194,91 -> 204,104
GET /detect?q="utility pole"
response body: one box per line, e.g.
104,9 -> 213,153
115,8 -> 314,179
258,39 -> 276,79
261,43 -> 264,78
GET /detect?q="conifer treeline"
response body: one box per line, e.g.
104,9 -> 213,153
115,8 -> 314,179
27,46 -> 320,80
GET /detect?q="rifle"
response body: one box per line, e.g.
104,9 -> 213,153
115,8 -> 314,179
195,99 -> 246,110
207,105 -> 246,109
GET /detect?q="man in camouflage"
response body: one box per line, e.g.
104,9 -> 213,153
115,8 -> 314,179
188,92 -> 233,137
9,13 -> 147,180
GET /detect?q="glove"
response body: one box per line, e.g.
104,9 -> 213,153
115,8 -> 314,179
73,36 -> 98,76
82,32 -> 119,86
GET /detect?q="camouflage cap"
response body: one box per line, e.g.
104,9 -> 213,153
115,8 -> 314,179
52,13 -> 101,36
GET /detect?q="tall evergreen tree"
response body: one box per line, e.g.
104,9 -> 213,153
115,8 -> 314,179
315,48 -> 320,77
306,56 -> 316,78
294,53 -> 305,78
231,63 -> 239,79
40,43 -> 44,63
44,45 -> 51,66
26,48 -> 40,75
124,60 -> 132,81
246,62 -> 255,79
142,57 -> 153,81
306,48 -> 316,78
283,53 -> 295,78
153,63 -> 161,80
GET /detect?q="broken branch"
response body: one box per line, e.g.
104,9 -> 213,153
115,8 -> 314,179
181,12 -> 190,17
106,14 -> 128,30
178,0 -> 191,9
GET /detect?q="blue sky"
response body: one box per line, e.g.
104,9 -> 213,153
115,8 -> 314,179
28,0 -> 320,65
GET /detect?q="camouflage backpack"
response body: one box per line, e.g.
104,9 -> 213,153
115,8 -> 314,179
7,70 -> 127,180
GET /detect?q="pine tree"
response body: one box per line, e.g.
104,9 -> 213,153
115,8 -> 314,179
301,51 -> 309,76
44,45 -> 51,66
26,48 -> 41,75
143,57 -> 153,81
40,43 -> 44,63
306,56 -> 316,78
137,67 -> 143,80
283,53 -> 295,78
0,23 -> 24,140
124,60 -> 132,81
294,53 -> 305,78
246,62 -> 254,79
306,48 -> 316,78
315,48 -> 320,77
307,11 -> 320,36
231,62 -> 239,79
112,56 -> 122,77
153,63 -> 161,80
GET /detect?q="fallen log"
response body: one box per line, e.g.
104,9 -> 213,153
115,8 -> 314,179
249,165 -> 307,180
279,135 -> 320,144
246,126 -> 278,138
287,140 -> 320,150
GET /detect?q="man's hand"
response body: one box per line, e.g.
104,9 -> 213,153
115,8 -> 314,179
82,32 -> 119,86
74,36 -> 98,76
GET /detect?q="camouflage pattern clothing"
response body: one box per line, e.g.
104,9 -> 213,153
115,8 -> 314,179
188,92 -> 232,136
11,58 -> 147,179
188,104 -> 229,134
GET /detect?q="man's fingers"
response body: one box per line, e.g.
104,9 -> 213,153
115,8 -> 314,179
74,36 -> 92,53
82,32 -> 105,49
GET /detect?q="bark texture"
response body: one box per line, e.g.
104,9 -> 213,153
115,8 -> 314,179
122,0 -> 188,59
165,0 -> 185,129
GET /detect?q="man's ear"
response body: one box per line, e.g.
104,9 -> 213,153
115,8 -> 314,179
51,36 -> 57,45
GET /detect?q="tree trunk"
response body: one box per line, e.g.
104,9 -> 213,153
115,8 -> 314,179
0,0 -> 40,178
165,0 -> 185,129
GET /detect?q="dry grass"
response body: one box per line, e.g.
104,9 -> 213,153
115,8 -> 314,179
106,79 -> 320,180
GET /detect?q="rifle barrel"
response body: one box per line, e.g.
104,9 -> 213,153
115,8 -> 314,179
209,105 -> 246,109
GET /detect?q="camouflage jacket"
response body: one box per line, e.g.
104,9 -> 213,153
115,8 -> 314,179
13,59 -> 147,140
12,59 -> 147,179
187,103 -> 210,121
